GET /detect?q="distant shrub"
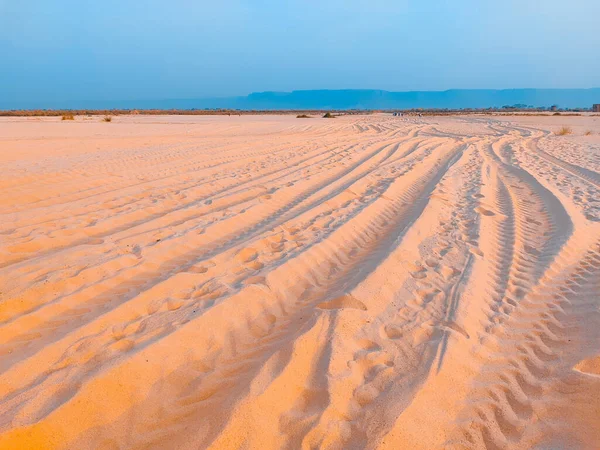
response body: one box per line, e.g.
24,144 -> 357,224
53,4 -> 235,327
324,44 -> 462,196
103,116 -> 112,122
555,126 -> 572,136
62,114 -> 74,120
552,112 -> 561,116
323,112 -> 335,118
584,130 -> 593,136
296,114 -> 311,118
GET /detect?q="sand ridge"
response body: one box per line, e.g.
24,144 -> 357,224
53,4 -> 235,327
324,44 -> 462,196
0,114 -> 599,449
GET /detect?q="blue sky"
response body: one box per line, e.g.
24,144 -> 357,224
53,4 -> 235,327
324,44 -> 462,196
1,0 -> 599,105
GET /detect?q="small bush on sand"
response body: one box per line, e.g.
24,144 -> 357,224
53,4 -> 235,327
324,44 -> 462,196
62,114 -> 74,120
555,126 -> 572,136
103,116 -> 112,122
297,114 -> 311,118
584,130 -> 593,136
323,112 -> 335,118
552,112 -> 561,116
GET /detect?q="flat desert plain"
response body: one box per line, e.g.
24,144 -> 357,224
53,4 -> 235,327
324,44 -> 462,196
0,114 -> 599,450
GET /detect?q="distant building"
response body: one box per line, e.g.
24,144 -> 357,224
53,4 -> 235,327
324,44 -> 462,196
550,105 -> 558,111
593,104 -> 600,112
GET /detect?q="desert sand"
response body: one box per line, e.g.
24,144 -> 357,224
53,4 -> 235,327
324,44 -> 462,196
0,113 -> 599,449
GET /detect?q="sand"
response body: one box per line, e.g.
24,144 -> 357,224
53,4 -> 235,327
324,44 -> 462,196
0,113 -> 599,449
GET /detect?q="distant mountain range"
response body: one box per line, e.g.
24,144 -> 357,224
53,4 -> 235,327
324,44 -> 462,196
198,88 -> 600,110
4,88 -> 600,110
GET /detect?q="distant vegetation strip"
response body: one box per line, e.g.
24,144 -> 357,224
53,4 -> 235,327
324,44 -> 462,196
0,109 -> 595,117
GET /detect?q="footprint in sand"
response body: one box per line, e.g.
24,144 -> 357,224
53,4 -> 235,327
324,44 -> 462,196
188,265 -> 208,274
415,287 -> 442,305
439,265 -> 460,280
411,270 -> 428,280
236,247 -> 258,263
317,294 -> 367,311
383,323 -> 404,339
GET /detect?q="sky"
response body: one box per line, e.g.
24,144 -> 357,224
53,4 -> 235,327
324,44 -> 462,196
1,0 -> 599,106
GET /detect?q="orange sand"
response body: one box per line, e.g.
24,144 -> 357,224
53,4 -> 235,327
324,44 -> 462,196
0,114 -> 599,449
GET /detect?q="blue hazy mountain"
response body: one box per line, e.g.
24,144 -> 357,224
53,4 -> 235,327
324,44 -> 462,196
201,88 -> 600,110
3,88 -> 600,110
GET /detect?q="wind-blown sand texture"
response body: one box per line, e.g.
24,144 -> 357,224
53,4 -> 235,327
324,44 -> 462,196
1,114 -> 599,449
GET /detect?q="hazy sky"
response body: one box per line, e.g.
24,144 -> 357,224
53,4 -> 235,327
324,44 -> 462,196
1,0 -> 599,105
